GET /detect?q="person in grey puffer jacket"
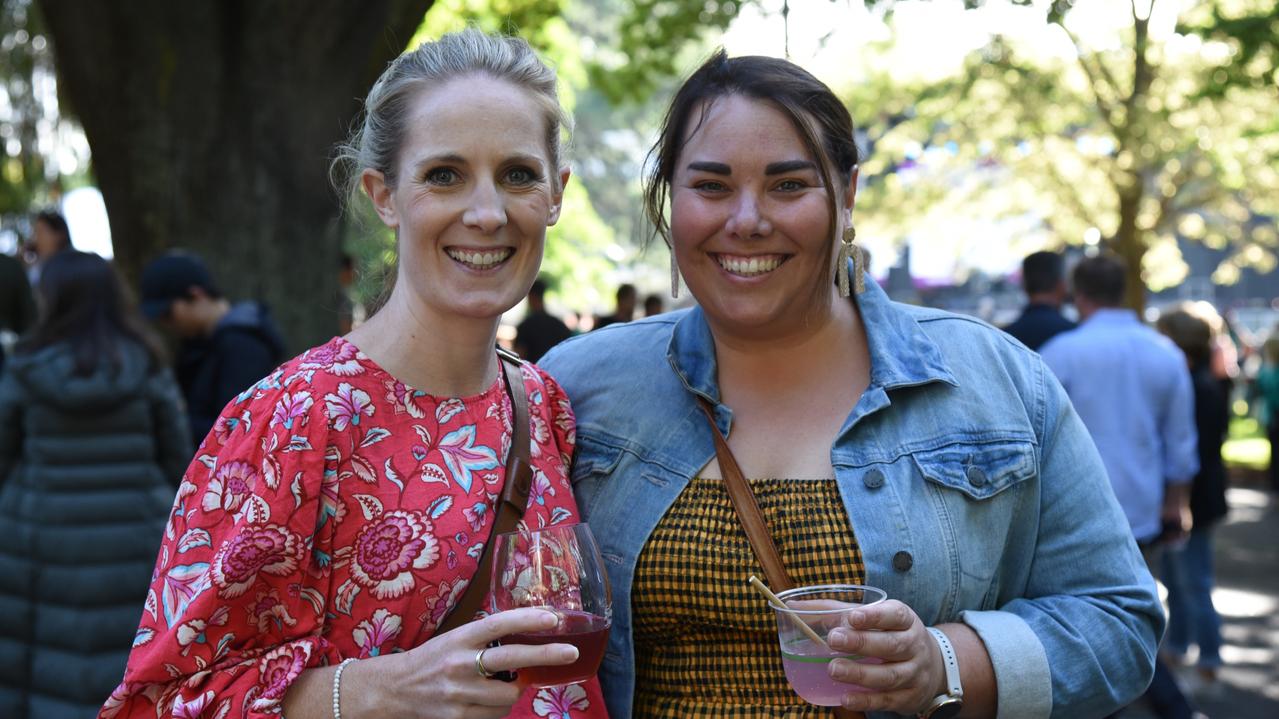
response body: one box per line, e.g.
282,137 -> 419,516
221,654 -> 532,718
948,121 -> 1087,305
0,251 -> 191,719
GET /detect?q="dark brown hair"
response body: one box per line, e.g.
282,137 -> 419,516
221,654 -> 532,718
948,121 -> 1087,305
1071,254 -> 1127,307
643,50 -> 860,255
18,251 -> 167,376
1156,305 -> 1213,368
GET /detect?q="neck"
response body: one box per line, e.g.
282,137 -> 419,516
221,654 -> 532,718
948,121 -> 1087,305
1026,293 -> 1060,308
346,288 -> 500,396
1076,299 -> 1117,323
710,290 -> 866,391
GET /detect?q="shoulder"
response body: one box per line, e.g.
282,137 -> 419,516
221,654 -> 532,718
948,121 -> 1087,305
903,303 -> 1038,364
200,339 -> 375,450
539,313 -> 680,385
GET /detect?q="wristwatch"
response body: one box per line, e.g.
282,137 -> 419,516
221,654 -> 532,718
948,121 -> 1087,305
919,627 -> 964,719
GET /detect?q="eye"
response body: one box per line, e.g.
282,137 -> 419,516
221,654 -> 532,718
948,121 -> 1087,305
504,165 -> 542,186
692,180 -> 728,193
774,178 -> 809,192
424,167 -> 460,185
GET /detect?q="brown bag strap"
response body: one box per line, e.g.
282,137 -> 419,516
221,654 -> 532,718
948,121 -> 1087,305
697,397 -> 793,591
698,397 -> 865,719
436,348 -> 533,634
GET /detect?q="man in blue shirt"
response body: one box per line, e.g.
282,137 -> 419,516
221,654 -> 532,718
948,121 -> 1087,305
1002,250 -> 1076,351
1041,253 -> 1201,719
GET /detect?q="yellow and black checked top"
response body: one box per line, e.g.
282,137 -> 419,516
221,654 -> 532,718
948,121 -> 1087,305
632,477 -> 865,718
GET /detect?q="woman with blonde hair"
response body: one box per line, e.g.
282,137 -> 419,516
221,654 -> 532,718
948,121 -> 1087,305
103,29 -> 606,719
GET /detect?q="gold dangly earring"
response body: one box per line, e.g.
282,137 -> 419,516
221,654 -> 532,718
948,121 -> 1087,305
670,250 -> 680,299
837,225 -> 853,297
836,224 -> 865,297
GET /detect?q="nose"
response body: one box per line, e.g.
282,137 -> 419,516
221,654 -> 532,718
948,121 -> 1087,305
724,189 -> 771,239
462,180 -> 508,233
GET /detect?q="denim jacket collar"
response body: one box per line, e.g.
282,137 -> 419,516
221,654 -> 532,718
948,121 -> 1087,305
667,278 -> 958,405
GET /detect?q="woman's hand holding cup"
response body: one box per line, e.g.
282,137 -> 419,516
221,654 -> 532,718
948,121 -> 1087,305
825,600 -> 948,716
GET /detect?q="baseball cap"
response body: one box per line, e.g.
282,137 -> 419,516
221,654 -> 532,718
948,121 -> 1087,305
139,251 -> 218,319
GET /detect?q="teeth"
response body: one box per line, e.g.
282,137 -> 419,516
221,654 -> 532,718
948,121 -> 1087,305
446,248 -> 512,268
718,254 -> 783,276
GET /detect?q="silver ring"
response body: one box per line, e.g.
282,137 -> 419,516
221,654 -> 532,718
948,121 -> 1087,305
475,647 -> 496,678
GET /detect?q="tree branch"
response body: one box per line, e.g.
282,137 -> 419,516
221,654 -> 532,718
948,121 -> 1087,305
1057,22 -> 1123,136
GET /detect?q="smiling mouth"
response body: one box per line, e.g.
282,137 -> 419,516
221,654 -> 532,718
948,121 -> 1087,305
713,253 -> 788,277
445,248 -> 514,270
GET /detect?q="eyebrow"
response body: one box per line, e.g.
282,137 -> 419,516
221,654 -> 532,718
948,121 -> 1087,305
412,152 -> 547,171
765,160 -> 817,175
687,161 -> 730,175
685,159 -> 818,175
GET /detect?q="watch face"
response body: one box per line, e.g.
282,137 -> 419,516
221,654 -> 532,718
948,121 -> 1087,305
929,699 -> 964,719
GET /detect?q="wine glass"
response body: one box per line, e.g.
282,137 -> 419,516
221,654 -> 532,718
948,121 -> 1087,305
491,522 -> 612,687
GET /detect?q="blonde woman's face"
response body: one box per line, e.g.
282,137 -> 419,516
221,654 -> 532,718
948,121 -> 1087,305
363,75 -> 568,324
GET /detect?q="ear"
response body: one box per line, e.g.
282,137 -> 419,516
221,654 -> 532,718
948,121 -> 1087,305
843,165 -> 860,213
547,167 -> 572,226
361,168 -> 399,228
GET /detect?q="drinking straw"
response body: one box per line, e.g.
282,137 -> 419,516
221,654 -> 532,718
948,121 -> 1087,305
748,575 -> 829,649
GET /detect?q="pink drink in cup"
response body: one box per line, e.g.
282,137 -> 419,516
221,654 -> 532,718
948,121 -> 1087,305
772,584 -> 888,706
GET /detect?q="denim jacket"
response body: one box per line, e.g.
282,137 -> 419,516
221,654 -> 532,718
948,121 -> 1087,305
540,280 -> 1161,719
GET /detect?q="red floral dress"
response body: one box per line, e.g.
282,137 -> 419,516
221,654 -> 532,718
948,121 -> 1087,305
100,337 -> 607,719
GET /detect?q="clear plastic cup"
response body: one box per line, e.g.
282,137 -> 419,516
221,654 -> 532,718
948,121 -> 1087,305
771,583 -> 888,706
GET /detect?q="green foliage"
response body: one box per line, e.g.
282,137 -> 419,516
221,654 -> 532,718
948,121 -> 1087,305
0,0 -> 53,214
850,1 -> 1278,298
587,0 -> 742,104
1178,0 -> 1279,96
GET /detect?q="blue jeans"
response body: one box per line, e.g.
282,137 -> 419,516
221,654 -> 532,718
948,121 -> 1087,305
1161,526 -> 1224,668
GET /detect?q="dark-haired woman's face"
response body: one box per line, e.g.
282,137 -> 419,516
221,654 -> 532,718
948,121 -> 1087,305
669,95 -> 853,336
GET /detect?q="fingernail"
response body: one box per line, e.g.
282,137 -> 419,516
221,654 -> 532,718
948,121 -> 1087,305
828,629 -> 849,645
560,646 -> 580,662
540,611 -> 559,627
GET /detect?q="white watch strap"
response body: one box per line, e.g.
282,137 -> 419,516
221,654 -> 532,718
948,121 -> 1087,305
927,627 -> 963,699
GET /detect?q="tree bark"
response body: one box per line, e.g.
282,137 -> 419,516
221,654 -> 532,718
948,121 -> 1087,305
38,0 -> 433,351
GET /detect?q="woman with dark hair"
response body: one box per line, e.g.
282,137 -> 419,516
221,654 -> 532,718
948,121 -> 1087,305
0,250 -> 192,718
541,50 -> 1161,718
25,209 -> 73,285
1156,305 -> 1230,688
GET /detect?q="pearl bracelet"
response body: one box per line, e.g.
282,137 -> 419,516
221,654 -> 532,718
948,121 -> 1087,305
332,657 -> 357,719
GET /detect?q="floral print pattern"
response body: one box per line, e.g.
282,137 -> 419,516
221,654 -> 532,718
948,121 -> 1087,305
101,337 -> 603,718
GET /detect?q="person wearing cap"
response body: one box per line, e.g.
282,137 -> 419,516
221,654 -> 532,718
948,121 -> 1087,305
140,250 -> 286,443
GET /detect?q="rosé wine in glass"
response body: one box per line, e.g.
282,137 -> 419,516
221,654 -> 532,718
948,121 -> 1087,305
771,584 -> 887,706
492,523 -> 612,688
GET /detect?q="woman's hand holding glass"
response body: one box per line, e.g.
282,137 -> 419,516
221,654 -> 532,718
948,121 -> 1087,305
352,608 -> 578,719
491,523 -> 613,688
824,599 -> 948,716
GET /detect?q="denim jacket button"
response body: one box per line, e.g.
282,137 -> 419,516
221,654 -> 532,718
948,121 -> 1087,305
892,551 -> 913,572
966,465 -> 988,487
863,469 -> 885,489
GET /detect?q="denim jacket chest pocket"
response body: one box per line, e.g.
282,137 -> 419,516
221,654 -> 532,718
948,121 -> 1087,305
909,440 -> 1037,601
570,434 -> 625,516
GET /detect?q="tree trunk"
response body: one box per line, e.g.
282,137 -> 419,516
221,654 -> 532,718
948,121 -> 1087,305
1111,175 -> 1148,313
1107,6 -> 1155,314
38,0 -> 433,351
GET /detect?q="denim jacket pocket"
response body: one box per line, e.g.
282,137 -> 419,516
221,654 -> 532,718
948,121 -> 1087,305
570,433 -> 626,515
912,440 -> 1036,501
911,440 -> 1037,595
